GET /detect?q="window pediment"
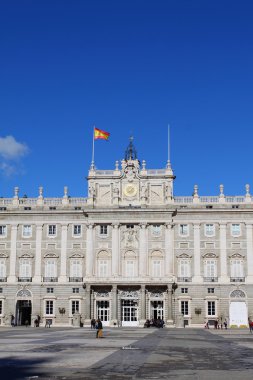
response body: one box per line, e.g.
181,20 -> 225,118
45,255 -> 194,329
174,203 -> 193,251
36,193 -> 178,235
0,252 -> 8,258
229,253 -> 245,259
69,252 -> 84,259
177,253 -> 192,259
202,253 -> 218,259
19,253 -> 34,259
97,250 -> 111,258
150,250 -> 163,257
44,252 -> 59,258
124,250 -> 136,258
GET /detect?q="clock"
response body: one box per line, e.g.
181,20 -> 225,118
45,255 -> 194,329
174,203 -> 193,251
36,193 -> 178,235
124,184 -> 137,197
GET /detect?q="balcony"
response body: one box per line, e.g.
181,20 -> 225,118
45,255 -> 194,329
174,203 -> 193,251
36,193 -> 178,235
0,277 -> 7,282
43,277 -> 58,282
177,277 -> 192,282
18,277 -> 32,282
204,277 -> 218,282
69,277 -> 83,282
230,277 -> 245,283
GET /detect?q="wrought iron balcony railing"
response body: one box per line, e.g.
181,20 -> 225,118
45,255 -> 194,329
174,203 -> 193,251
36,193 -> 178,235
230,277 -> 245,282
69,277 -> 83,282
18,277 -> 32,282
203,277 -> 218,282
43,277 -> 58,282
177,277 -> 192,282
0,277 -> 7,282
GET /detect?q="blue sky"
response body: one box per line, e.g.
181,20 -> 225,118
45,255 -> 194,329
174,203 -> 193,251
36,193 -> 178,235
0,0 -> 253,197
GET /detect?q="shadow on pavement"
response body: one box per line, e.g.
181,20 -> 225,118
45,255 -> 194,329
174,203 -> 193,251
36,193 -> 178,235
0,356 -> 51,380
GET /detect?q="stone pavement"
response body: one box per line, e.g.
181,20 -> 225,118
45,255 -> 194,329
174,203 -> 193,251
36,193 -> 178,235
1,327 -> 253,380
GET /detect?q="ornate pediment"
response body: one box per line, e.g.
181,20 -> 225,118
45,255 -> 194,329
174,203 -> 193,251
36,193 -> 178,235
123,250 -> 137,258
176,253 -> 192,259
69,252 -> 84,259
202,253 -> 218,259
229,253 -> 245,259
0,252 -> 8,258
150,250 -> 164,257
19,253 -> 34,259
44,252 -> 59,258
97,250 -> 111,258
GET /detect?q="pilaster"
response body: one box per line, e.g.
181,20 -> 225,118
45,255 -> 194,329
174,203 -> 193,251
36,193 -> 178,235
139,223 -> 147,277
8,225 -> 18,283
219,222 -> 229,282
59,224 -> 68,282
246,223 -> 253,282
193,223 -> 202,283
86,224 -> 94,277
140,284 -> 146,323
112,224 -> 119,277
34,224 -> 43,282
165,223 -> 174,276
111,284 -> 117,324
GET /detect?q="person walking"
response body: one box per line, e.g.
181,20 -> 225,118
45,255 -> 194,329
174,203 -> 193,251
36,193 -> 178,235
224,319 -> 228,329
96,318 -> 103,338
248,318 -> 253,333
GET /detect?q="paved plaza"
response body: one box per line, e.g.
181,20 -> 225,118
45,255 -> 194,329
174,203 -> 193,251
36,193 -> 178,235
1,327 -> 253,380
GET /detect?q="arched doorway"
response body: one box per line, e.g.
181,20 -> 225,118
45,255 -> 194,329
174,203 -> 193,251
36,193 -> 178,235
229,289 -> 248,327
16,289 -> 32,326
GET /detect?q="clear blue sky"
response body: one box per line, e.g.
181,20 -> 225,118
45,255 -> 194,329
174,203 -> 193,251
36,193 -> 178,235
0,0 -> 253,197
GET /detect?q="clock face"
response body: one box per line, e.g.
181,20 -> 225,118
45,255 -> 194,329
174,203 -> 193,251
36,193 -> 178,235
124,184 -> 137,197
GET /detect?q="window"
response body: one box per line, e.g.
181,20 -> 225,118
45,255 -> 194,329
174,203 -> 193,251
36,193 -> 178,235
0,225 -> 6,237
0,288 -> 3,293
204,260 -> 217,277
45,259 -> 57,277
181,301 -> 189,316
178,259 -> 191,277
152,225 -> 161,236
19,259 -> 31,277
72,288 -> 79,293
205,224 -> 215,237
231,224 -> 241,236
23,225 -> 32,237
179,224 -> 188,236
70,259 -> 82,278
207,301 -> 216,316
0,300 -> 2,314
98,260 -> 108,277
231,259 -> 244,277
181,288 -> 188,294
48,225 -> 56,236
0,260 -> 6,278
126,224 -> 134,229
73,225 -> 81,236
152,260 -> 161,277
45,300 -> 54,315
100,225 -> 108,235
47,288 -> 54,293
208,288 -> 214,294
72,300 -> 80,315
126,260 -> 134,277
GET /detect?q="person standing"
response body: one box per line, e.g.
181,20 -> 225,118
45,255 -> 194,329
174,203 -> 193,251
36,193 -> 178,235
96,318 -> 103,338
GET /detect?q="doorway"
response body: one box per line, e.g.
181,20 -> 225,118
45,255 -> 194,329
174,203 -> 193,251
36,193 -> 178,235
229,301 -> 248,327
16,300 -> 32,326
121,299 -> 139,326
150,300 -> 164,320
96,300 -> 110,326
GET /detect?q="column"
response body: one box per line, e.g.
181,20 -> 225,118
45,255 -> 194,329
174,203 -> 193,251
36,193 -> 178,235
112,224 -> 119,277
59,224 -> 68,282
140,284 -> 146,323
167,284 -> 173,325
139,223 -> 147,277
111,285 -> 117,323
84,284 -> 91,322
246,224 -> 253,282
34,224 -> 43,282
193,223 -> 202,282
165,223 -> 174,276
86,224 -> 94,277
219,223 -> 228,282
8,225 -> 18,283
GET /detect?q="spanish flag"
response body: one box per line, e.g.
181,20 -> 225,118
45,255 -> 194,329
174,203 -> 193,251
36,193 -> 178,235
94,127 -> 110,140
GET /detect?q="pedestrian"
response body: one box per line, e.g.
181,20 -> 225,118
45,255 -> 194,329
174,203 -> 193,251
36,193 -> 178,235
91,318 -> 96,329
248,318 -> 253,333
25,320 -> 29,328
224,319 -> 227,329
96,318 -> 103,338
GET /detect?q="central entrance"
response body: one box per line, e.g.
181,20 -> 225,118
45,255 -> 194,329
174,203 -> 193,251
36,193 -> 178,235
96,300 -> 110,326
16,300 -> 32,326
121,299 -> 138,326
150,300 -> 164,320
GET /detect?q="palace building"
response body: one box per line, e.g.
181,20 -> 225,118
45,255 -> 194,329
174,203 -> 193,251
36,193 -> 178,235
0,138 -> 252,328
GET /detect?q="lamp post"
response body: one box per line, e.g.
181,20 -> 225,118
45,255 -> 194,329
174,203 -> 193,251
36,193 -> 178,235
172,282 -> 178,326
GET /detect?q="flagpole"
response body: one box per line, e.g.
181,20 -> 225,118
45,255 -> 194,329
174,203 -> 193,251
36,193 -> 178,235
167,124 -> 171,169
91,126 -> 95,169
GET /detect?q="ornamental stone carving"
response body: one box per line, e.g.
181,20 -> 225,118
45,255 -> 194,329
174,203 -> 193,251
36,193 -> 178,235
230,290 -> 246,298
120,290 -> 139,298
17,289 -> 32,298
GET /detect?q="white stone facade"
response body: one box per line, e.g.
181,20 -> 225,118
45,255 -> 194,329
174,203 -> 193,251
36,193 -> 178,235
0,145 -> 253,328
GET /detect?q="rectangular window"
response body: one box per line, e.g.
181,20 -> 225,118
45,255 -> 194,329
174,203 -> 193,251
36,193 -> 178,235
73,225 -> 81,236
231,260 -> 244,277
48,225 -> 56,236
204,260 -> 217,277
45,259 -> 57,278
152,225 -> 161,236
46,300 -> 54,315
152,260 -> 161,277
98,260 -> 108,277
0,225 -> 6,237
72,288 -> 79,293
23,225 -> 32,237
72,300 -> 80,315
0,288 -> 3,293
207,301 -> 216,316
181,301 -> 189,316
0,300 -> 2,314
100,225 -> 108,235
70,259 -> 82,278
19,259 -> 31,277
181,288 -> 188,294
231,224 -> 241,236
208,288 -> 215,294
126,260 -> 134,277
178,260 -> 190,277
179,224 -> 188,236
46,288 -> 54,293
205,224 -> 215,236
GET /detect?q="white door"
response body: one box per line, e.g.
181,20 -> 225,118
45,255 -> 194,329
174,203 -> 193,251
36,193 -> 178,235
96,300 -> 110,326
229,301 -> 248,327
121,299 -> 139,326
